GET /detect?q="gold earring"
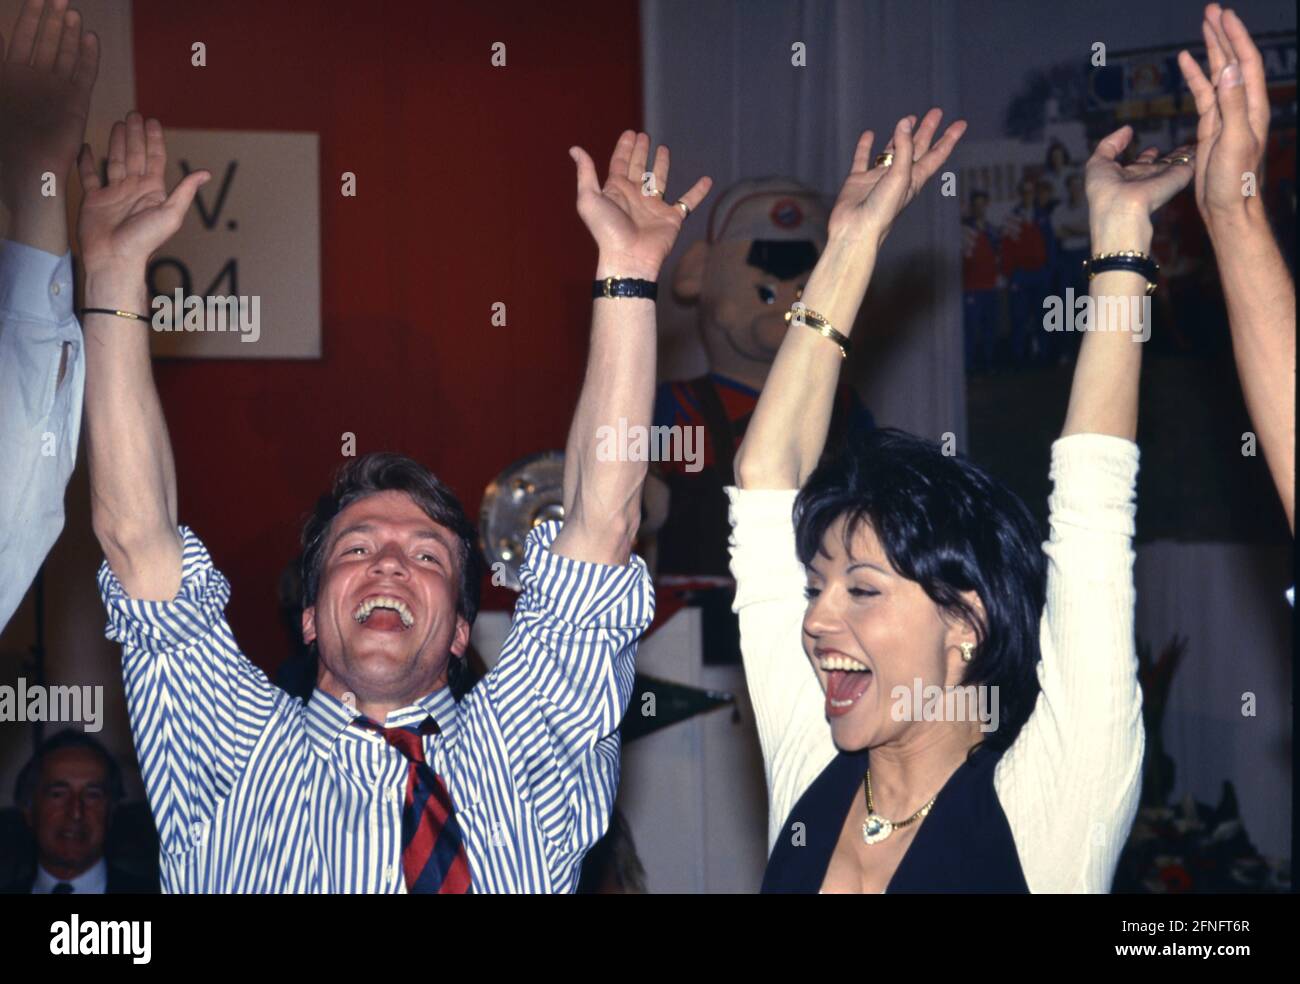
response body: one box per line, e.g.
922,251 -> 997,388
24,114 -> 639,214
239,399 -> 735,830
959,642 -> 974,662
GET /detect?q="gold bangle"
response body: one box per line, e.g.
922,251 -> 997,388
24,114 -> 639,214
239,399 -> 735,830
785,305 -> 850,358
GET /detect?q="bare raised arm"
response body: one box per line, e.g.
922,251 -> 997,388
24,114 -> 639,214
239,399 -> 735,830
1061,128 -> 1193,440
1178,4 -> 1294,531
78,114 -> 209,599
734,109 -> 966,490
550,130 -> 711,565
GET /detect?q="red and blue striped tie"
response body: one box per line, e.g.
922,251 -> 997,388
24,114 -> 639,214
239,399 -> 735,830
355,715 -> 472,894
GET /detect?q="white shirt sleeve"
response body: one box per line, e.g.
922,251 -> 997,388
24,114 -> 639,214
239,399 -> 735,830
994,433 -> 1144,893
0,240 -> 84,633
726,486 -> 836,852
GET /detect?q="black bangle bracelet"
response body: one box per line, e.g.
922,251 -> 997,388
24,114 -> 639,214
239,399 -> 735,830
1081,252 -> 1159,295
592,277 -> 657,300
80,307 -> 152,322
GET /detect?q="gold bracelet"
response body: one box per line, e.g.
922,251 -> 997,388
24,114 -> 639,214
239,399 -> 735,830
785,305 -> 851,359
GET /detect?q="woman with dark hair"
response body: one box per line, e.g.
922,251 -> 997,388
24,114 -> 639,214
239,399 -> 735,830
729,107 -> 1193,892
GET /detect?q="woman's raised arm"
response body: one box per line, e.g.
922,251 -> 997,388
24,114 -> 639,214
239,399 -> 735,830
733,109 -> 965,490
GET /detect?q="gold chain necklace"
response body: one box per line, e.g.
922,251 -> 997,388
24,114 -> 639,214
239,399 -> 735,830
861,769 -> 937,845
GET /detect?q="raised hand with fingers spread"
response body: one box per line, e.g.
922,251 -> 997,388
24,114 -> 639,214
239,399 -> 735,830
76,113 -> 210,274
1083,125 -> 1194,246
553,131 -> 713,566
0,0 -> 99,253
736,108 -> 966,490
569,129 -> 712,280
829,109 -> 967,247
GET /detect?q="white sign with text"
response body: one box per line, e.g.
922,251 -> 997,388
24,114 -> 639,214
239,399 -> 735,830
147,129 -> 321,359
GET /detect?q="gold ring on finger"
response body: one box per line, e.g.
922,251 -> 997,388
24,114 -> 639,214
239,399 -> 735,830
874,152 -> 895,168
675,200 -> 691,218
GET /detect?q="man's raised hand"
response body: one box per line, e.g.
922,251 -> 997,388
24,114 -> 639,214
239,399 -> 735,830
76,113 -> 209,274
569,130 -> 712,280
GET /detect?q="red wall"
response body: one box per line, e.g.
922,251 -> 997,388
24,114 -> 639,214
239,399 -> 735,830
131,0 -> 643,674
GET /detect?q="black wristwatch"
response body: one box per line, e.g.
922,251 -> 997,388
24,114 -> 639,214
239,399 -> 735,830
592,276 -> 658,300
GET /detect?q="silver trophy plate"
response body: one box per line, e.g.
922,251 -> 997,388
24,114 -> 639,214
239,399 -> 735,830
479,450 -> 566,591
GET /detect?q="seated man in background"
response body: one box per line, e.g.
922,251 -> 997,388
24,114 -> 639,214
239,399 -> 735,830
78,113 -> 709,891
0,0 -> 99,631
2,729 -> 157,894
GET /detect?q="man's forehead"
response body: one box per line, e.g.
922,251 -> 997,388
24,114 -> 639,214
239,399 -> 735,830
330,492 -> 453,541
41,747 -> 108,783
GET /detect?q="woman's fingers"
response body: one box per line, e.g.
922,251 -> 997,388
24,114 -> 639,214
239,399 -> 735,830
913,119 -> 967,185
849,130 -> 875,173
911,108 -> 943,159
1089,125 -> 1133,168
106,120 -> 126,183
627,131 -> 650,182
651,144 -> 670,198
882,116 -> 915,191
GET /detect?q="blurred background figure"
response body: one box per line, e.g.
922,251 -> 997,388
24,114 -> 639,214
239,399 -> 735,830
962,189 -> 1000,373
1,730 -> 157,894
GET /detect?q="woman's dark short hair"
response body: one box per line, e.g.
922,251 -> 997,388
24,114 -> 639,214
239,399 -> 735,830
15,730 -> 124,808
793,428 -> 1045,753
300,453 -> 483,627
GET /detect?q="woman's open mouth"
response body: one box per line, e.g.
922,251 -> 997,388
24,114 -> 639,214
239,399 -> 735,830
816,650 -> 873,718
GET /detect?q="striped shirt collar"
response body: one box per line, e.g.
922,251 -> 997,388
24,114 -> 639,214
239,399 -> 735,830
305,685 -> 460,755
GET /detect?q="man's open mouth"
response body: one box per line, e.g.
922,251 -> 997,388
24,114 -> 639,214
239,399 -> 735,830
352,596 -> 415,630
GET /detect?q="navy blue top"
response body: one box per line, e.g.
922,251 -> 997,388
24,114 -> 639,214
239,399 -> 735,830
762,743 -> 1030,893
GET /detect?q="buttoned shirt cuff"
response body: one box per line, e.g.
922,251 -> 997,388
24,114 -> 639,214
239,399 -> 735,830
517,520 -> 654,630
97,525 -> 233,651
0,240 -> 75,322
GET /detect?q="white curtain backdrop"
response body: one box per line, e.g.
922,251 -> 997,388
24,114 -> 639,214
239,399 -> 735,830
642,0 -> 967,444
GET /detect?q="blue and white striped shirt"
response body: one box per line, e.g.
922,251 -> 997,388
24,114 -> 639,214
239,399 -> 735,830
97,519 -> 652,893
